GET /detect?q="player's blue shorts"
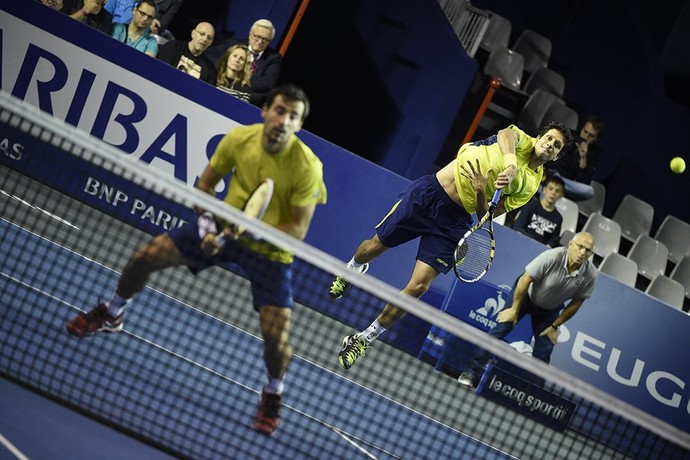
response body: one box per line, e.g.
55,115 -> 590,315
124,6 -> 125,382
375,174 -> 472,274
168,222 -> 293,310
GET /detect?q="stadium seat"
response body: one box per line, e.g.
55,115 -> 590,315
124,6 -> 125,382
516,89 -> 563,136
483,45 -> 524,92
599,252 -> 638,288
478,11 -> 512,54
577,180 -> 606,219
512,29 -> 552,77
627,235 -> 668,281
541,101 -> 578,132
559,229 -> 575,247
654,215 -> 690,265
582,212 -> 621,262
522,66 -> 565,97
645,275 -> 686,309
612,194 -> 654,244
554,196 -> 579,235
670,256 -> 690,301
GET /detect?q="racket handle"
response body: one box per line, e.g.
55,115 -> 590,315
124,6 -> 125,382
490,189 -> 503,206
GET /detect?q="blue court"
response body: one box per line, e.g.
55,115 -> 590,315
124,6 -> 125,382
0,218 -> 514,459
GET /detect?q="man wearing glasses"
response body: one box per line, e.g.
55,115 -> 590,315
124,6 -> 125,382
158,22 -> 217,83
111,0 -> 159,57
209,19 -> 282,106
457,231 -> 598,389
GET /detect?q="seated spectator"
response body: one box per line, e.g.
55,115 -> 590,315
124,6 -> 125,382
215,44 -> 252,102
111,0 -> 159,57
208,19 -> 281,107
149,0 -> 184,41
512,175 -> 565,247
158,22 -> 216,83
67,0 -> 113,35
38,0 -> 67,11
103,0 -> 135,25
547,116 -> 606,201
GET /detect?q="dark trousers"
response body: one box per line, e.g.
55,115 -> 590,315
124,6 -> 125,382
464,279 -> 562,377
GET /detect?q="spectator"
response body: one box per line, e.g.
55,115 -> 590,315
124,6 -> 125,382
158,22 -> 216,84
150,0 -> 184,41
39,0 -> 65,13
209,19 -> 281,107
512,175 -> 565,247
103,0 -> 134,25
215,44 -> 252,102
457,231 -> 597,389
111,0 -> 159,57
547,116 -> 606,201
67,0 -> 113,35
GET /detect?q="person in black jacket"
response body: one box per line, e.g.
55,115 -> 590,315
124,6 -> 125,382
158,22 -> 216,84
547,116 -> 605,201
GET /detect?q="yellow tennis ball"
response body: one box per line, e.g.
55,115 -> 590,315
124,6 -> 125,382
670,157 -> 686,174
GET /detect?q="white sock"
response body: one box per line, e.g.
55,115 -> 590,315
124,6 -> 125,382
360,320 -> 386,343
347,257 -> 365,271
106,292 -> 129,317
264,376 -> 284,395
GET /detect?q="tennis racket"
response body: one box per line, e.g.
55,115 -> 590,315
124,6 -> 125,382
214,178 -> 274,248
453,189 -> 503,282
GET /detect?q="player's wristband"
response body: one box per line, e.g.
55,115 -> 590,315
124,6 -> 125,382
551,323 -> 559,330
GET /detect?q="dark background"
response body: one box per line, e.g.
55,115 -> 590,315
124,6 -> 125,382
171,0 -> 690,231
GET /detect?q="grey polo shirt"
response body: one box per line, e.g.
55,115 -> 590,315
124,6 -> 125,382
525,247 -> 598,310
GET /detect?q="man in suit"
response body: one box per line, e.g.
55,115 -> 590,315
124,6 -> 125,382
209,19 -> 282,107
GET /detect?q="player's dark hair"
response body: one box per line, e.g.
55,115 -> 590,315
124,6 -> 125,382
265,84 -> 310,121
538,121 -> 574,157
135,0 -> 158,15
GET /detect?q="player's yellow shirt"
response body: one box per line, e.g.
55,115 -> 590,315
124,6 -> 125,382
453,124 -> 543,214
209,123 -> 327,263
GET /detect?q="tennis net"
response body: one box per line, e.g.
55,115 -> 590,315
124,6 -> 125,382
1,91 -> 689,459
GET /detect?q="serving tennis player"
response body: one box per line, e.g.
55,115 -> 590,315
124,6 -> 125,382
66,85 -> 327,436
330,122 -> 573,370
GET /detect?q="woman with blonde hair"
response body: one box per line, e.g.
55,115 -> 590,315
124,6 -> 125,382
216,44 -> 252,102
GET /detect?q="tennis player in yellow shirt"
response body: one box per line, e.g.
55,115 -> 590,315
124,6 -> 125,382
331,122 -> 573,370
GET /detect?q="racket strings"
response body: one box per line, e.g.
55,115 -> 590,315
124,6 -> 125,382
455,229 -> 494,281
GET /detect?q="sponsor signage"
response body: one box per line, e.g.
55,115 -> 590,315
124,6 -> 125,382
477,364 -> 577,432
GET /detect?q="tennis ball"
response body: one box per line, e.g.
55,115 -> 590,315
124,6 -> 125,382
670,157 -> 686,174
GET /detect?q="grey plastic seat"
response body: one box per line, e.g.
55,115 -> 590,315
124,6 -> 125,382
645,275 -> 685,309
541,101 -> 579,131
612,194 -> 654,244
479,11 -> 512,54
483,45 -> 524,91
627,235 -> 668,280
554,196 -> 579,235
599,252 -> 638,288
578,181 -> 606,219
670,256 -> 690,300
512,29 -> 552,76
654,215 -> 690,264
516,89 -> 563,136
522,66 -> 565,97
559,229 -> 575,247
582,212 -> 621,261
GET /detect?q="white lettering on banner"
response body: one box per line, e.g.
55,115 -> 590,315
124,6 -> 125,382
487,374 -> 569,421
83,177 -> 186,230
0,138 -> 24,160
3,16 -> 239,188
570,331 -> 689,415
468,289 -> 507,329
